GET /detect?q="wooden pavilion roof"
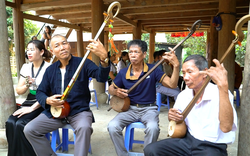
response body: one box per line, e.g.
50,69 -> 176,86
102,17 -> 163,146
6,0 -> 250,34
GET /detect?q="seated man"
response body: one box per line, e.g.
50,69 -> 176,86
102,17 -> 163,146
144,55 -> 237,156
151,51 -> 159,64
108,39 -> 180,156
24,34 -> 110,156
155,50 -> 180,102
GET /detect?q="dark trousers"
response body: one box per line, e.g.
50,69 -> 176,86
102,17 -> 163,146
6,107 -> 43,156
144,131 -> 228,156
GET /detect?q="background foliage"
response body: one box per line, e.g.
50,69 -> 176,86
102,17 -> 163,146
165,32 -> 207,62
235,31 -> 247,66
6,7 -> 40,56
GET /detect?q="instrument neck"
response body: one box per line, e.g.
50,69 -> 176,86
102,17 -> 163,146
181,77 -> 211,120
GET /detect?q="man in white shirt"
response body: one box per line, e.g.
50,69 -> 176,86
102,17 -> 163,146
144,54 -> 237,156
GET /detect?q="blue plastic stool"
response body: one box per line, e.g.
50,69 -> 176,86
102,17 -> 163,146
90,89 -> 99,109
105,81 -> 111,104
51,124 -> 92,154
107,93 -> 111,104
156,92 -> 170,111
124,122 -> 146,151
234,88 -> 240,107
89,77 -> 98,109
45,132 -> 51,140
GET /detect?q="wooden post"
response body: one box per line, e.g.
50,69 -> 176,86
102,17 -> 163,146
91,0 -> 107,104
0,0 -> 16,147
133,21 -> 142,40
104,31 -> 109,53
76,25 -> 84,57
13,0 -> 25,78
238,4 -> 250,156
218,0 -> 236,92
206,30 -> 210,62
208,16 -> 218,67
149,30 -> 156,63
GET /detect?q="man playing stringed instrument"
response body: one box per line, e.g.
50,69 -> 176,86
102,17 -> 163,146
144,55 -> 237,156
108,39 -> 180,156
24,34 -> 110,156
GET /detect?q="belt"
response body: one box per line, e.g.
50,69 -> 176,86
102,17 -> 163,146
131,103 -> 156,108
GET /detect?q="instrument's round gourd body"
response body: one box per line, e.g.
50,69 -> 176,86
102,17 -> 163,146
50,101 -> 70,119
168,120 -> 187,138
110,96 -> 130,112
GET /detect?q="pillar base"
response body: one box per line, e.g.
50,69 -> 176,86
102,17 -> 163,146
0,129 -> 7,149
91,92 -> 108,105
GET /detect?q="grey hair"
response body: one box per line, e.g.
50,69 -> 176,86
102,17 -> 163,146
49,34 -> 67,49
183,54 -> 208,71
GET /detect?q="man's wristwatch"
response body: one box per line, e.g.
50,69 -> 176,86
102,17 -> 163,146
100,58 -> 109,64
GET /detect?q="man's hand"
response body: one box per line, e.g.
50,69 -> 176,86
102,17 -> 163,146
200,59 -> 228,88
46,94 -> 65,108
162,47 -> 179,68
87,39 -> 107,61
168,108 -> 183,122
115,88 -> 128,99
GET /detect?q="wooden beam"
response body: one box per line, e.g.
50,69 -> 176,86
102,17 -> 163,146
65,28 -> 73,38
22,0 -> 51,4
140,17 -> 211,24
21,0 -> 91,11
130,10 -> 218,20
115,14 -> 137,27
68,18 -> 91,24
131,7 -> 248,21
36,5 -> 91,15
104,26 -> 133,31
67,18 -> 91,24
80,21 -> 130,27
103,4 -> 137,27
22,13 -> 91,32
146,25 -> 210,29
5,1 -> 16,8
154,27 -> 209,32
143,21 -> 210,28
121,2 -> 218,16
67,18 -> 128,26
53,13 -> 91,20
118,0 -> 219,9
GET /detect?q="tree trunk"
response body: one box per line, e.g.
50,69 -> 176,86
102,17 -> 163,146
0,0 -> 16,148
238,3 -> 250,155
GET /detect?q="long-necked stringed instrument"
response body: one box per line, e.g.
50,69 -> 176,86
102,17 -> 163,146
108,20 -> 202,112
168,14 -> 250,138
50,1 -> 121,119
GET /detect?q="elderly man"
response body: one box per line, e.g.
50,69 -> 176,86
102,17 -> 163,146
24,34 -> 110,156
144,54 -> 237,156
108,39 -> 180,156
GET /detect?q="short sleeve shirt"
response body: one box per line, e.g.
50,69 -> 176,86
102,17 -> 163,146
110,63 -> 117,73
113,62 -> 166,104
117,60 -> 127,73
174,82 -> 237,144
20,61 -> 50,90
